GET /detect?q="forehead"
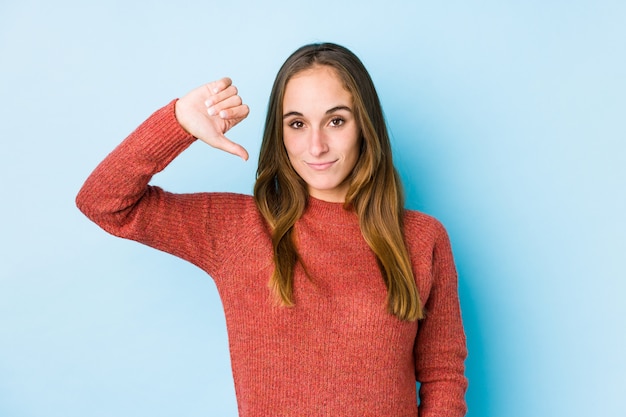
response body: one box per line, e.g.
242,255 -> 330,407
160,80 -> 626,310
283,65 -> 352,110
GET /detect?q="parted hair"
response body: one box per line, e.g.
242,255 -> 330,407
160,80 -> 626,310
253,42 -> 423,321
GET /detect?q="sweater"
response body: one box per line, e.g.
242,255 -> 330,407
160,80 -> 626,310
76,100 -> 468,417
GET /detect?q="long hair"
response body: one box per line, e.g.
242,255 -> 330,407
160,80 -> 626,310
253,43 -> 423,321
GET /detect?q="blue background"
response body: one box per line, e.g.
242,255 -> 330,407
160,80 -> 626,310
1,1 -> 624,416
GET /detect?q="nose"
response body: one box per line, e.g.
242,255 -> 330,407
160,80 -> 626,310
308,128 -> 328,157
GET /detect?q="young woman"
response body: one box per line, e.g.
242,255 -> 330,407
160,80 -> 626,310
77,43 -> 468,417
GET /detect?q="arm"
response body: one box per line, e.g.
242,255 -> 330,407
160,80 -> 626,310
415,223 -> 468,417
76,78 -> 250,268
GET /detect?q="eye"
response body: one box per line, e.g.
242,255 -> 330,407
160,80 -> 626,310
288,120 -> 305,129
329,117 -> 345,127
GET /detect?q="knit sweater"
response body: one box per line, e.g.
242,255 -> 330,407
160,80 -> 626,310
76,100 -> 468,417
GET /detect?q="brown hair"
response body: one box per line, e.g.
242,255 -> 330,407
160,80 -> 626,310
253,43 -> 423,321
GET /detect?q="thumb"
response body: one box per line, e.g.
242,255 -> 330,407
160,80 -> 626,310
215,134 -> 249,161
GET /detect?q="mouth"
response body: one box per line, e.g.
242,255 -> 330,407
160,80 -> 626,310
306,160 -> 337,171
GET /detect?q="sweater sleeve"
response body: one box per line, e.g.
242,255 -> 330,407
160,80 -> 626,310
415,222 -> 468,417
75,100 -> 222,272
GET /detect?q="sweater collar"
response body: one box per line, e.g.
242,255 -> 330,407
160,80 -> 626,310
301,196 -> 358,226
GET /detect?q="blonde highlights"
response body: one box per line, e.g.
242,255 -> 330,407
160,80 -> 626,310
254,43 -> 422,321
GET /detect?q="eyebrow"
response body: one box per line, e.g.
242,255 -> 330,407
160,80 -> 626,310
282,105 -> 353,119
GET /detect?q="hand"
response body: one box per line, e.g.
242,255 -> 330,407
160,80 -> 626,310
175,78 -> 250,160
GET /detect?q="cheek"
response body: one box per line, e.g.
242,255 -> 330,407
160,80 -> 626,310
282,134 -> 299,158
283,138 -> 304,173
344,134 -> 362,167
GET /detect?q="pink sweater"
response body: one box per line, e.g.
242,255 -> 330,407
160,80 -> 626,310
76,101 -> 468,417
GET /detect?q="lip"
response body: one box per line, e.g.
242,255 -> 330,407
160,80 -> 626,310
306,160 -> 336,171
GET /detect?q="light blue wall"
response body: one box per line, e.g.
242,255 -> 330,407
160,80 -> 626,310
1,1 -> 624,416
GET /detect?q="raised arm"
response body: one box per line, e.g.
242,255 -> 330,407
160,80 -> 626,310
75,79 -> 250,268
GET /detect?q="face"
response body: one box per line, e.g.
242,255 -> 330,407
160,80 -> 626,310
282,65 -> 361,203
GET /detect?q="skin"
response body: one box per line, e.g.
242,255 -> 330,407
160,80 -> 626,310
175,77 -> 251,160
282,65 -> 361,203
174,67 -> 361,203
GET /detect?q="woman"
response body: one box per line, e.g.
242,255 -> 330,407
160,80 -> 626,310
77,42 -> 468,416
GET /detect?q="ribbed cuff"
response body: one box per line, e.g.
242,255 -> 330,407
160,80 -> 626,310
127,99 -> 197,171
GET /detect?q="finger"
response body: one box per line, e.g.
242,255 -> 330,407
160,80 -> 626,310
218,104 -> 250,121
205,77 -> 232,96
204,85 -> 239,107
207,95 -> 243,117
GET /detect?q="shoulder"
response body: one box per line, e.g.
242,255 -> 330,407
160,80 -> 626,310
205,192 -> 255,207
403,209 -> 448,236
402,209 -> 450,248
202,192 -> 267,228
402,210 -> 457,285
201,192 -> 259,216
